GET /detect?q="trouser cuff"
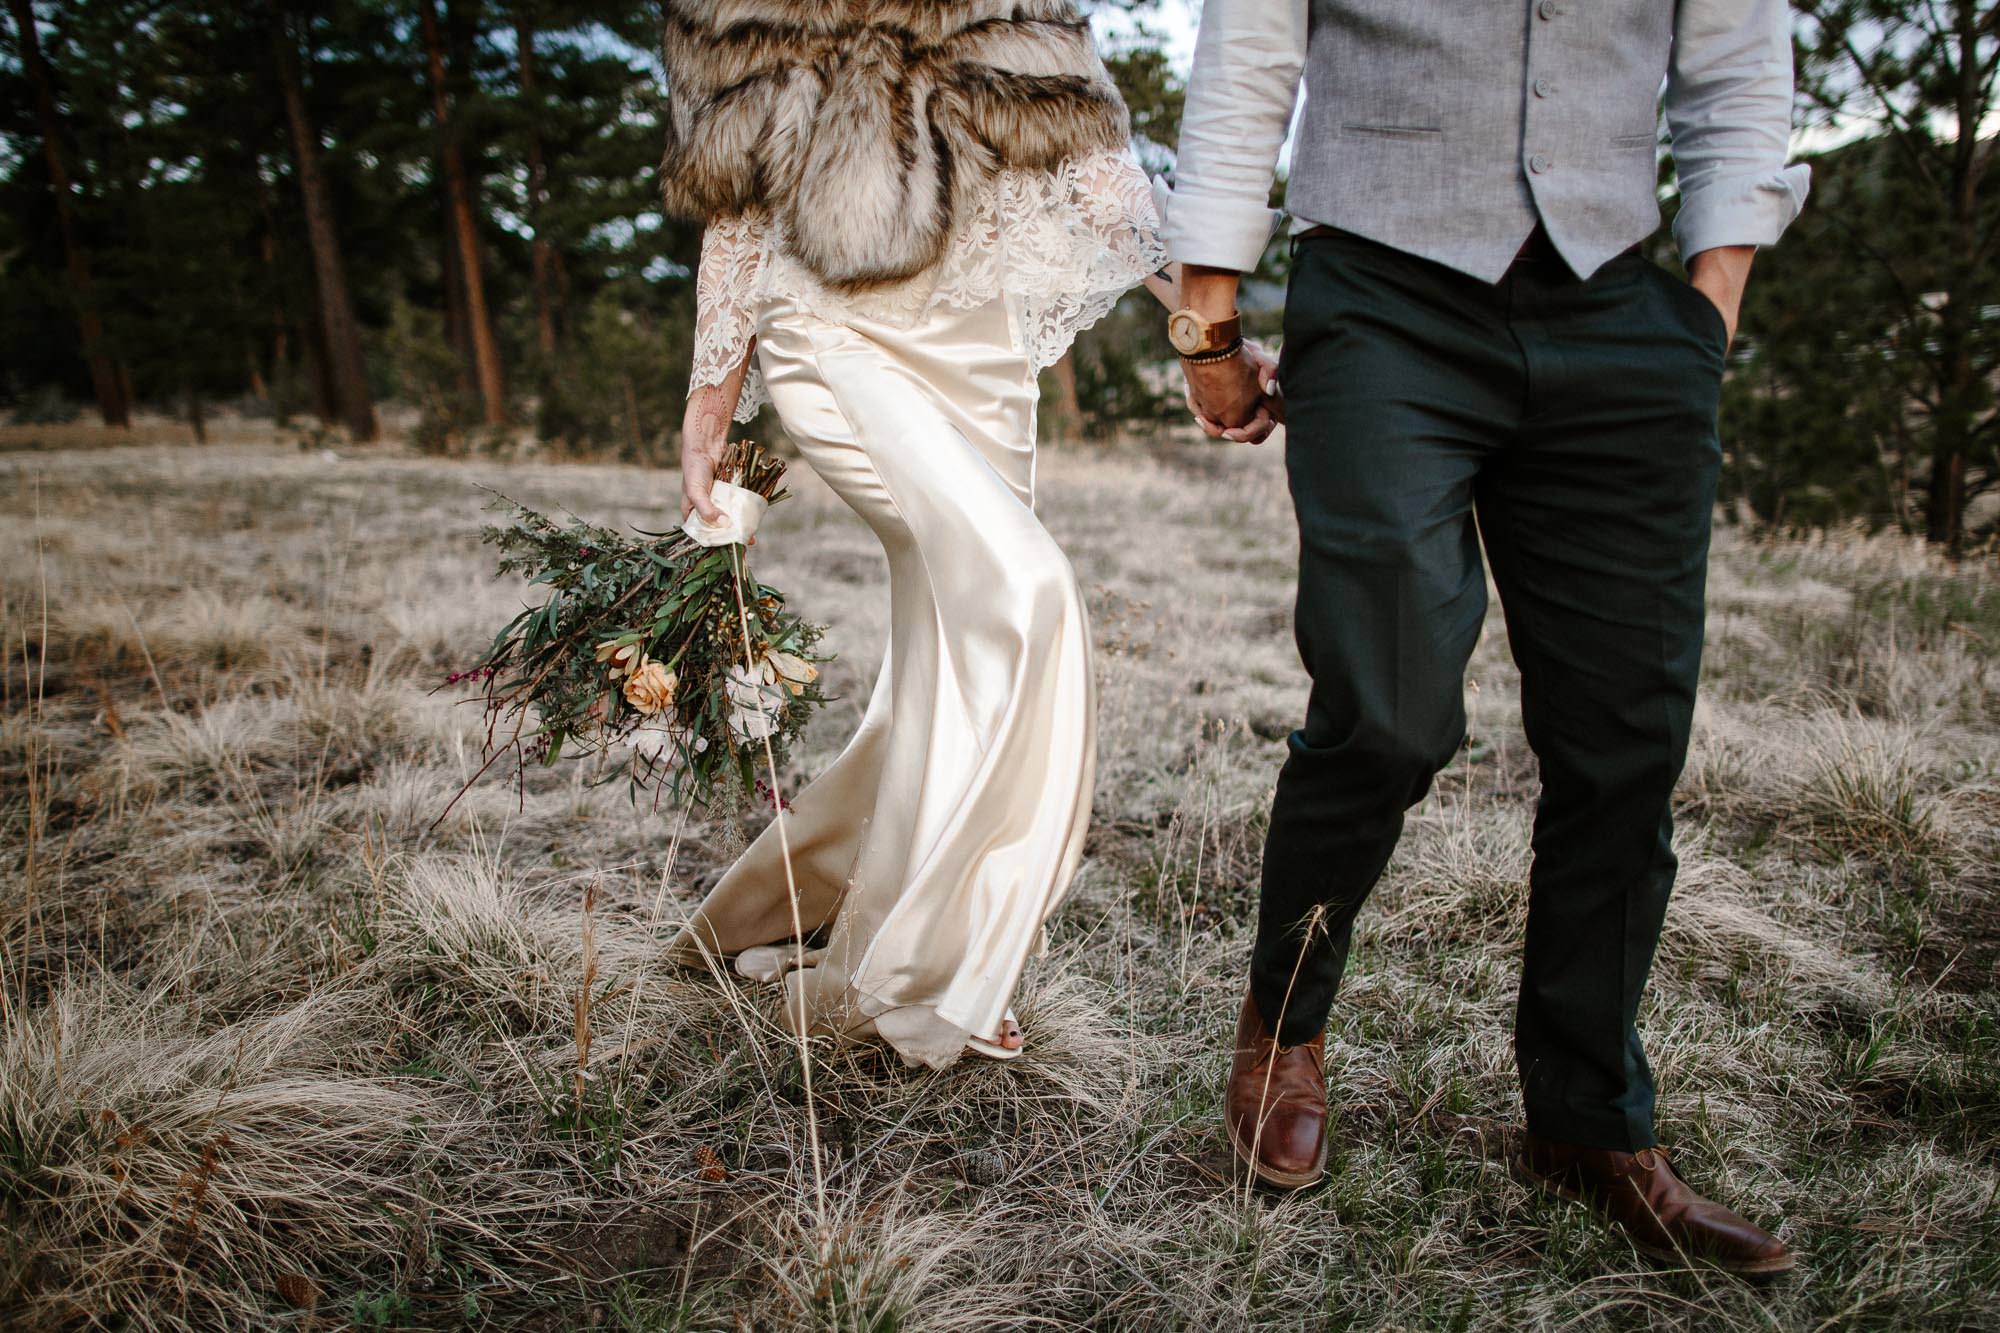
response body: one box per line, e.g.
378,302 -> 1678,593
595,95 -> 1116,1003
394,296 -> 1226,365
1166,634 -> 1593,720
1522,1104 -> 1657,1154
1249,968 -> 1331,1049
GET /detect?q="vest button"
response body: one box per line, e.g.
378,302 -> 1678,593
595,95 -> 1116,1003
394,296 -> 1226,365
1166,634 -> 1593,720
1537,0 -> 1561,17
1529,153 -> 1554,174
1533,77 -> 1554,98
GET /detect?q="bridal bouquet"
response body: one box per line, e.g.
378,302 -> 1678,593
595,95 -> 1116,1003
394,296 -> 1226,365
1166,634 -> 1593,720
453,441 -> 828,805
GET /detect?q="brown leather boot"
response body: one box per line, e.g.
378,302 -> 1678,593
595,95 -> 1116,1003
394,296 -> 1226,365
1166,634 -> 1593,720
1224,993 -> 1327,1189
1516,1132 -> 1796,1276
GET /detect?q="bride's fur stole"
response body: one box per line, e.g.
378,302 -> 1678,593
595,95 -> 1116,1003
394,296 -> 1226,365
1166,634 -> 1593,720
660,1 -> 1130,290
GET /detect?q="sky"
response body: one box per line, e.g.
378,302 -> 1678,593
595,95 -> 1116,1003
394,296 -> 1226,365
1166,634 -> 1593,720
1092,2 -> 1201,72
1090,2 -> 1306,165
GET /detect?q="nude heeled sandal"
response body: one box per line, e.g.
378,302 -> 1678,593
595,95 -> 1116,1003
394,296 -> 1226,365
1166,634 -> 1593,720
733,944 -> 826,982
965,1009 -> 1024,1061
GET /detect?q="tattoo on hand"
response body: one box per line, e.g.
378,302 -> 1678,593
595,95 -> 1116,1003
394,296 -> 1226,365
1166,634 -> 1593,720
692,406 -> 723,453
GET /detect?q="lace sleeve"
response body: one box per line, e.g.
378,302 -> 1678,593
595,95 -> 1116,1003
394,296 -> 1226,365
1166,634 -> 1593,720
1064,150 -> 1168,285
691,215 -> 771,423
986,147 -> 1168,374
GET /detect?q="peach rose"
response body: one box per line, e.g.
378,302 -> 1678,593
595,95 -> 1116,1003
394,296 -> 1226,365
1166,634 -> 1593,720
621,657 -> 677,716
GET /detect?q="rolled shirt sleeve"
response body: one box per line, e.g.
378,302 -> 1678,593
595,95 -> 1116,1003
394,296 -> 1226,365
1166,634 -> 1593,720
1666,0 -> 1812,259
1160,0 -> 1309,273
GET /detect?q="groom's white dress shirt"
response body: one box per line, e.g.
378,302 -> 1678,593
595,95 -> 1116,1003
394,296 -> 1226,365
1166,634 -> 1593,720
1163,0 -> 1810,282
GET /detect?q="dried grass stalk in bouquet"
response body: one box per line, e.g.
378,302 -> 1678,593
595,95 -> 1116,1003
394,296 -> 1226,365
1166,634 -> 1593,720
449,441 -> 829,809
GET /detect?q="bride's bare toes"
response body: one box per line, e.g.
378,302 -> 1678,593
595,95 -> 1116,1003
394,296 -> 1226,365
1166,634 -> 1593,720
993,1018 -> 1023,1051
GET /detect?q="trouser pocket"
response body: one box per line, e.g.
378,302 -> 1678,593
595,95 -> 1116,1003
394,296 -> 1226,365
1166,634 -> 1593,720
1647,260 -> 1731,354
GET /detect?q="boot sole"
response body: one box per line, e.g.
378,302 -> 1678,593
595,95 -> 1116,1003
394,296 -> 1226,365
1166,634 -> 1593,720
1226,1114 -> 1327,1191
1513,1160 -> 1798,1277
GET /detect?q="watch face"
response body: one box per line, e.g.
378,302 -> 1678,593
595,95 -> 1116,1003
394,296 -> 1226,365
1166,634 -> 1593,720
1167,310 -> 1205,355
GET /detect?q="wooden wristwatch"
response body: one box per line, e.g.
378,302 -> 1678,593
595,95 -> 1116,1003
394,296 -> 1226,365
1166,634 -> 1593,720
1167,308 -> 1243,363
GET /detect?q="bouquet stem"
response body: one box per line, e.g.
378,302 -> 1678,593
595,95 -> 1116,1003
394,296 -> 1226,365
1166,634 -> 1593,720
726,542 -> 826,1221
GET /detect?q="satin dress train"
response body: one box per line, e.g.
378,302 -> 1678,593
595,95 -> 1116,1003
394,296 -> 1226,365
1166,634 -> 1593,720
667,292 -> 1096,1068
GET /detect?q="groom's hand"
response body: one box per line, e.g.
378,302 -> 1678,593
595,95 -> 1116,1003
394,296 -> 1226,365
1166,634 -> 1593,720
1687,244 -> 1755,348
1178,266 -> 1281,444
1184,346 -> 1281,444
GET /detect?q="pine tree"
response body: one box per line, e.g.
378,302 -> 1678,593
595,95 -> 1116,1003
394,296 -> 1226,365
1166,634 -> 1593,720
1794,0 -> 1999,552
273,7 -> 379,442
513,4 -> 559,360
6,0 -> 128,426
420,0 -> 506,427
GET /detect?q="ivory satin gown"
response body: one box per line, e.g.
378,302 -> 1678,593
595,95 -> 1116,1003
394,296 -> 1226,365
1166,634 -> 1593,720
666,153 -> 1162,1068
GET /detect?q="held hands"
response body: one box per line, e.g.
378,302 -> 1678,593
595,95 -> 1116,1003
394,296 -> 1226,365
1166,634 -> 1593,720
1184,339 -> 1282,444
1173,265 -> 1281,445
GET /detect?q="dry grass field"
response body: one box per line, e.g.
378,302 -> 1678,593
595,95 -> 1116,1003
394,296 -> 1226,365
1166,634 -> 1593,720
1,426 -> 1996,1331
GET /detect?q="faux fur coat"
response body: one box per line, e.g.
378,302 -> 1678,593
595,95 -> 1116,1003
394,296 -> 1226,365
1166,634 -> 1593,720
659,1 -> 1131,291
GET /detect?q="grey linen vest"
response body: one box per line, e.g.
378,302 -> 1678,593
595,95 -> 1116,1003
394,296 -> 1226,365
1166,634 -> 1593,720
1288,0 -> 1674,282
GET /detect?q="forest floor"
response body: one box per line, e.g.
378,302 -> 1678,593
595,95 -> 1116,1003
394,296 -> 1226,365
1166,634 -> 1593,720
1,430 -> 1996,1331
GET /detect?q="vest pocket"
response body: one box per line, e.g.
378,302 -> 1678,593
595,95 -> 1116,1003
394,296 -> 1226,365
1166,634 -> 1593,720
1339,123 -> 1444,138
1325,6 -> 1443,141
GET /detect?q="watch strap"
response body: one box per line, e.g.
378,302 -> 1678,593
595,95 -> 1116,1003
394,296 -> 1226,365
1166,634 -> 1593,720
1179,335 -> 1245,365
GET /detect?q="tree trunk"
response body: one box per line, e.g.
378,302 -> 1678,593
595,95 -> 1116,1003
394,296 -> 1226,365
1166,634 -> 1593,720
272,16 -> 379,442
1923,437 -> 1967,553
302,298 -> 337,422
622,373 -> 644,457
184,385 -> 207,445
1925,302 -> 1973,554
245,337 -> 268,402
253,181 -> 293,415
1921,0 -> 1989,556
440,185 -> 476,400
8,0 -> 129,427
551,246 -> 573,343
1049,351 -> 1083,442
422,0 -> 507,426
516,13 -> 559,360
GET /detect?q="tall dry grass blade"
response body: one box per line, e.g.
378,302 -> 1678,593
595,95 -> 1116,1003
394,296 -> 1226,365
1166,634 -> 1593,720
575,882 -> 598,1118
646,802 -> 693,931
113,589 -> 171,711
14,479 -> 56,1019
619,800 -> 693,1074
1240,904 -> 1329,1211
730,542 -> 827,1229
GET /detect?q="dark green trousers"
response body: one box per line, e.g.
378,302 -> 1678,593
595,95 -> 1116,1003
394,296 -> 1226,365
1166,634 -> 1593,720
1255,228 -> 1727,1152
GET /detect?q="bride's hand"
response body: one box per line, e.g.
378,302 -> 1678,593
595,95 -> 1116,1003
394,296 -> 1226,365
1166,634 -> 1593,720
1243,339 -> 1281,419
679,384 -> 733,525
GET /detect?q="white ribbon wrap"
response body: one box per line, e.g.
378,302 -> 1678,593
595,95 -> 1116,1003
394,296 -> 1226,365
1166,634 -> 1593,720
680,480 -> 769,547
